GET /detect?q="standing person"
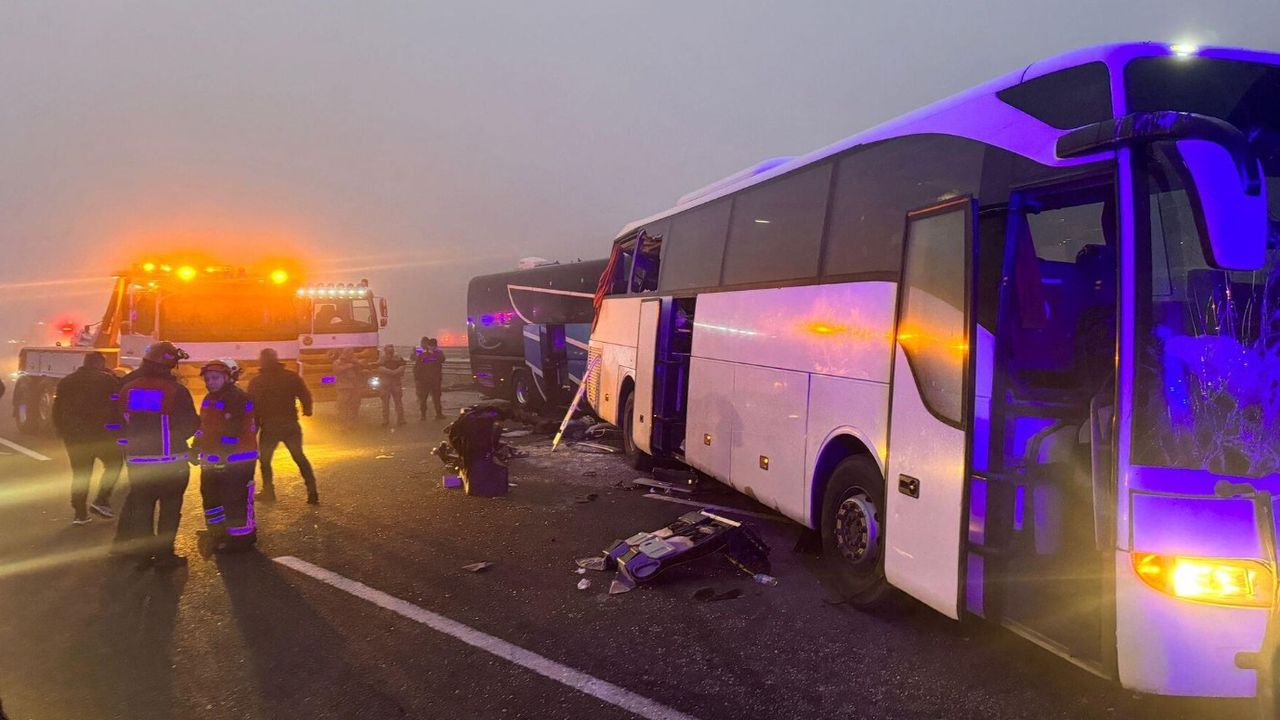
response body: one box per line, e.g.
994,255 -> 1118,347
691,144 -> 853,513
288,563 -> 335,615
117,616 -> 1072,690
248,348 -> 318,504
413,337 -> 447,421
52,352 -> 124,524
332,348 -> 364,423
195,359 -> 258,556
113,342 -> 199,570
376,344 -> 407,427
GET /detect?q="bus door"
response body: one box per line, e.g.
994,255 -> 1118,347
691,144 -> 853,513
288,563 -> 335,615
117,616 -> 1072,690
632,299 -> 662,454
884,198 -> 976,619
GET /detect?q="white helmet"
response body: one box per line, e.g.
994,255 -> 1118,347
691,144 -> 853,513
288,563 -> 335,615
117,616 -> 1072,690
200,357 -> 242,382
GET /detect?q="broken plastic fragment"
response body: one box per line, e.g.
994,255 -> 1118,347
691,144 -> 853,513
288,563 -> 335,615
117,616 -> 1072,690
608,578 -> 634,595
577,579 -> 592,591
576,556 -> 609,572
752,573 -> 779,586
462,562 -> 494,573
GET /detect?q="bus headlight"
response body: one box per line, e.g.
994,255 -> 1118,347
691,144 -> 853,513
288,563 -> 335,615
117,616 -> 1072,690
1133,552 -> 1273,607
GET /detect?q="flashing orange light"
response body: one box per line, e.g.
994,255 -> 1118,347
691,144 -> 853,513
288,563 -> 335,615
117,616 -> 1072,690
142,262 -> 157,273
160,264 -> 172,273
1132,552 -> 1273,607
270,269 -> 290,285
176,265 -> 198,282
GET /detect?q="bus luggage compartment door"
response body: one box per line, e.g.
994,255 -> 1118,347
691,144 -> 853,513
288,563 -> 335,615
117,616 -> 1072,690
884,199 -> 975,620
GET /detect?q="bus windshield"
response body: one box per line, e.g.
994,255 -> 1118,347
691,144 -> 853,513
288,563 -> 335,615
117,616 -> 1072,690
160,287 -> 300,343
1129,57 -> 1280,477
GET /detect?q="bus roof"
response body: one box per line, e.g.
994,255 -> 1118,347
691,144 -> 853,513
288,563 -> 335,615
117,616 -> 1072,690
616,41 -> 1280,240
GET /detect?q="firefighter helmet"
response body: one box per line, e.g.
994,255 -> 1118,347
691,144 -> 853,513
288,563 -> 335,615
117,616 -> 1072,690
143,341 -> 188,368
200,358 -> 241,381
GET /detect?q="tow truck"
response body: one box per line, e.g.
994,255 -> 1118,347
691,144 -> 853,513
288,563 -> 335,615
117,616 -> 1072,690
13,260 -> 305,434
293,280 -> 389,398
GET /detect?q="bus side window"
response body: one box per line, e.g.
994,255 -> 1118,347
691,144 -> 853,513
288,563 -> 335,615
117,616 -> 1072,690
631,227 -> 663,293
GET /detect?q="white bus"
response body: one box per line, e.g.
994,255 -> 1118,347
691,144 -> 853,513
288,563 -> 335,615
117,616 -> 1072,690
587,43 -> 1280,700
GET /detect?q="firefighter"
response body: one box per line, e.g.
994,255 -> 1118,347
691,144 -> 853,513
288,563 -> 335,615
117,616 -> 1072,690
195,358 -> 258,557
413,336 -> 447,421
112,341 -> 199,571
248,348 -> 318,504
332,347 -> 364,423
376,344 -> 407,427
52,351 -> 124,524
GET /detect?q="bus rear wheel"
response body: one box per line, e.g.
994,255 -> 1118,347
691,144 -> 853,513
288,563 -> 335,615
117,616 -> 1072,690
821,454 -> 891,607
512,369 -> 541,411
621,392 -> 652,471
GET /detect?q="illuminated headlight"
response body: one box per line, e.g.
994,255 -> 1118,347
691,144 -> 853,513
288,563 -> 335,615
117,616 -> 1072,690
367,376 -> 381,390
1133,552 -> 1274,607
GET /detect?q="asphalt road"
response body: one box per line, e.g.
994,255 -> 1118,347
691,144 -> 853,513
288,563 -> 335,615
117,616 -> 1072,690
0,391 -> 1254,720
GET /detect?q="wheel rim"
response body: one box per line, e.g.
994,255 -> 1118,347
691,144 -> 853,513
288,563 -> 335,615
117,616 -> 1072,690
514,375 -> 531,405
39,391 -> 53,422
16,402 -> 28,425
834,492 -> 880,566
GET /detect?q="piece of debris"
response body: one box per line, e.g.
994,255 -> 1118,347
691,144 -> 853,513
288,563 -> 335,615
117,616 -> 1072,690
572,441 -> 619,454
692,587 -> 743,603
583,470 -> 598,477
574,493 -> 599,504
438,405 -> 510,497
375,454 -> 395,459
501,429 -> 532,439
461,562 -> 494,573
752,573 -> 779,587
589,510 -> 771,593
577,579 -> 592,591
576,556 -> 608,572
575,567 -> 587,575
632,477 -> 694,495
442,473 -> 463,489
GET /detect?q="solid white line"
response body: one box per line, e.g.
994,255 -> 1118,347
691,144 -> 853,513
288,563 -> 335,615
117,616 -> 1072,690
273,556 -> 700,720
0,436 -> 52,462
640,494 -> 790,523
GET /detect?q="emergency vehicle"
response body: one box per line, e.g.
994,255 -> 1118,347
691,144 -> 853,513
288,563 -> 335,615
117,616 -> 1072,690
294,280 -> 388,397
13,261 -> 314,434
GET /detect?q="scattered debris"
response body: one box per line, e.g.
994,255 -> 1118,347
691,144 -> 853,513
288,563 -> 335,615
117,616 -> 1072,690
442,473 -> 463,489
752,573 -> 779,587
572,442 -> 619,454
435,405 -> 510,497
575,567 -> 587,575
577,578 -> 592,591
501,429 -> 532,439
632,477 -> 694,495
692,587 -> 742,603
375,454 -> 395,459
461,562 -> 494,573
574,493 -> 599,504
583,470 -> 598,477
579,510 -> 772,595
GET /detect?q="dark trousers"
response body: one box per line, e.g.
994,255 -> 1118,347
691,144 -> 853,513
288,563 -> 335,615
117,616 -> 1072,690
380,384 -> 405,424
65,439 -> 123,514
114,460 -> 190,558
336,387 -> 362,422
259,422 -> 316,491
416,379 -> 442,418
201,461 -> 257,548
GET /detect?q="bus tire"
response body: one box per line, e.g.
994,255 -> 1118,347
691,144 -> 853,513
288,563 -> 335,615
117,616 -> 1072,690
821,454 -> 891,607
512,369 -> 542,411
621,392 -> 652,471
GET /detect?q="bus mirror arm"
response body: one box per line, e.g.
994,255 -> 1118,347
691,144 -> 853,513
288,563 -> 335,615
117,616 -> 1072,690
1057,111 -> 1261,196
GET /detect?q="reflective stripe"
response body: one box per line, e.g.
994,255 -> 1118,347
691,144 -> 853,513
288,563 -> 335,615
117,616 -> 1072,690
126,453 -> 189,464
227,451 -> 259,463
161,414 -> 171,457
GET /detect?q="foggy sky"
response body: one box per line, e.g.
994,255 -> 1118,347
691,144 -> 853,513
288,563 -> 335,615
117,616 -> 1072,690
2,1 -> 1277,355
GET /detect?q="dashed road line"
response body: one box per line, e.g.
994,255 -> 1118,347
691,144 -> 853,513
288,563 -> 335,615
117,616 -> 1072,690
274,555 -> 700,720
0,436 -> 52,462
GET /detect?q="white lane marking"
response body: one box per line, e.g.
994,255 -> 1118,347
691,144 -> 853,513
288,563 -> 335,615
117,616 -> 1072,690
640,494 -> 790,523
274,556 -> 700,720
0,436 -> 52,461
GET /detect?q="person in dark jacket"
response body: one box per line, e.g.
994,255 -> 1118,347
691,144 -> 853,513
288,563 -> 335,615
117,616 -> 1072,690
195,358 -> 259,555
247,348 -> 318,504
53,352 -> 124,524
112,341 -> 199,571
413,337 -> 447,421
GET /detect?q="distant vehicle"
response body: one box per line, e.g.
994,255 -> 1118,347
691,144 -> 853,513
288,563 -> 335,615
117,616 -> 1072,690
466,259 -> 606,409
294,280 -> 388,396
587,43 -> 1280,701
13,261 -> 387,433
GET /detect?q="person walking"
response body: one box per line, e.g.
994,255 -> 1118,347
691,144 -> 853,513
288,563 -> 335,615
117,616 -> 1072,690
52,352 -> 124,524
248,348 -> 318,504
195,359 -> 258,556
376,344 -> 407,427
332,348 -> 365,423
413,337 -> 447,420
113,342 -> 199,570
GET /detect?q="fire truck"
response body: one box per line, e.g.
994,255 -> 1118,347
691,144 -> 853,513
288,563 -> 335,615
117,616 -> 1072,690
11,262 -> 386,434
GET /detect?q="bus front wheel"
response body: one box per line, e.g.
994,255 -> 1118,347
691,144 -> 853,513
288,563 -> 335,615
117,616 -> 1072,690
821,454 -> 891,607
512,369 -> 542,410
621,393 -> 653,471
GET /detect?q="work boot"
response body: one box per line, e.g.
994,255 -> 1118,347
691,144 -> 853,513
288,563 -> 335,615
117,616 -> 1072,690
256,486 -> 277,502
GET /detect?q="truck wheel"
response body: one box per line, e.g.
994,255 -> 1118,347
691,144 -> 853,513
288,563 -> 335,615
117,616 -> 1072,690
621,392 -> 652,471
512,369 -> 542,411
821,454 -> 891,607
14,378 -> 48,435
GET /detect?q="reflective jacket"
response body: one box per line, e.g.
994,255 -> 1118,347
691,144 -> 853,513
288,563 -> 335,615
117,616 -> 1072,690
196,384 -> 258,466
118,367 -> 199,463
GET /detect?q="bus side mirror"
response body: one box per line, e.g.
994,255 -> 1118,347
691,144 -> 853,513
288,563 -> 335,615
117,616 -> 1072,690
378,297 -> 389,328
1178,139 -> 1268,271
